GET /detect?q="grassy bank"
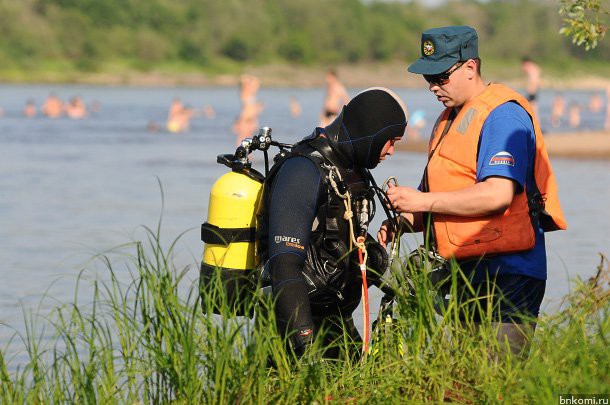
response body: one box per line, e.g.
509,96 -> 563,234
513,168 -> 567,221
1,222 -> 608,403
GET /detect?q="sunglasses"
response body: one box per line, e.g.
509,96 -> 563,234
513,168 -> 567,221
423,62 -> 465,86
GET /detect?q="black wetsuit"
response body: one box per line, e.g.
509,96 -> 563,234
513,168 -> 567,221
262,87 -> 409,357
266,153 -> 365,356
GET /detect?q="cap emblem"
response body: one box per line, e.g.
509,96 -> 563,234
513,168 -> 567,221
423,40 -> 435,56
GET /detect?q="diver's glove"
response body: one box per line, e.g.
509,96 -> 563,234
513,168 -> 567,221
291,327 -> 315,358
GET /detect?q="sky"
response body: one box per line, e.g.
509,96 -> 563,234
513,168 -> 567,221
371,0 -> 488,6
419,0 -> 447,5
366,0 -> 448,6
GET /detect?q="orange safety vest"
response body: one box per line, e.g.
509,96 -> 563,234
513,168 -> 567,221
426,83 -> 566,260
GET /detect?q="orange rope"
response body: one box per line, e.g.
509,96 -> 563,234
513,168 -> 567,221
357,237 -> 370,355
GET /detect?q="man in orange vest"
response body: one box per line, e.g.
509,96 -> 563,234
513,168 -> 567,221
378,26 -> 566,354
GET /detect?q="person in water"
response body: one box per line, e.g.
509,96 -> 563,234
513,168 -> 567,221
521,56 -> 541,120
65,96 -> 87,119
379,26 -> 566,355
233,74 -> 264,145
319,69 -> 350,127
24,99 -> 37,118
260,87 -> 408,358
550,92 -> 566,128
289,96 -> 302,118
42,93 -> 64,118
166,98 -> 195,133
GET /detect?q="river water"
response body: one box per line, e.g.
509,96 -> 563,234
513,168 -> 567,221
1,84 -> 609,349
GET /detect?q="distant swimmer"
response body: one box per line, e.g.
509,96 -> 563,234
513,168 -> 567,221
42,93 -> 64,118
167,98 -> 185,133
233,74 -> 264,145
521,57 -> 541,119
24,99 -> 36,118
166,99 -> 195,133
568,102 -> 582,129
176,104 -> 196,132
588,92 -> 603,113
166,97 -> 183,132
320,69 -> 349,126
551,93 -> 566,128
168,98 -> 183,117
289,96 -> 302,118
65,96 -> 87,119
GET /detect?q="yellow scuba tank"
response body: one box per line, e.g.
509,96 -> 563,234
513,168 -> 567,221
200,171 -> 262,316
200,127 -> 287,316
203,171 -> 262,271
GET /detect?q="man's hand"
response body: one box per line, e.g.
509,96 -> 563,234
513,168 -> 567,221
385,177 -> 517,218
377,212 -> 422,244
385,183 -> 429,214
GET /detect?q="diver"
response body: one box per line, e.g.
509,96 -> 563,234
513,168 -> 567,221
258,87 -> 408,359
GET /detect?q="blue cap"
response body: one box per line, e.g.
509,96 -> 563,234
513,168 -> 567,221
408,26 -> 479,75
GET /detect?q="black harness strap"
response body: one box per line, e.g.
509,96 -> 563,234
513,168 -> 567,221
201,222 -> 256,245
525,175 -> 547,230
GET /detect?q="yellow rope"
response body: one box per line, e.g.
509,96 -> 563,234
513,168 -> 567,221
327,165 -> 370,354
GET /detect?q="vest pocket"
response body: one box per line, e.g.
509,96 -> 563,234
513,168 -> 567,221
444,217 -> 502,247
437,210 -> 535,259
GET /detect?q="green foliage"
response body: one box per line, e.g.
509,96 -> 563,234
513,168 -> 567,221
222,33 -> 257,62
179,37 -> 210,66
132,28 -> 173,68
559,0 -> 609,50
0,0 -> 607,78
279,32 -> 314,63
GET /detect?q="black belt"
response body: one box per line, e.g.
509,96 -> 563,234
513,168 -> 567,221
201,222 -> 256,245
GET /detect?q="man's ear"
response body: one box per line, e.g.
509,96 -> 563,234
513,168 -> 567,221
465,60 -> 477,79
466,59 -> 479,79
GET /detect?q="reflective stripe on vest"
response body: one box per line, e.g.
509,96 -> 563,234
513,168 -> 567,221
427,83 -> 566,260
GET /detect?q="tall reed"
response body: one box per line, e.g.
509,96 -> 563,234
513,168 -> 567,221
1,221 -> 608,403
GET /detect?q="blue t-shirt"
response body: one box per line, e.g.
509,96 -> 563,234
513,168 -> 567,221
465,101 -> 547,282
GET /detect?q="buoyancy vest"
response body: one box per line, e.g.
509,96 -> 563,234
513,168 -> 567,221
426,83 -> 567,260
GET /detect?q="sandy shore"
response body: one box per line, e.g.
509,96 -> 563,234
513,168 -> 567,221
396,130 -> 610,160
18,62 -> 610,90
542,131 -> 610,159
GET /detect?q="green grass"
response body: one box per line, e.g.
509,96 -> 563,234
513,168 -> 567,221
1,218 -> 608,403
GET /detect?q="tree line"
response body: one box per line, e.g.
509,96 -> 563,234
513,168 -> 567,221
0,0 -> 607,75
